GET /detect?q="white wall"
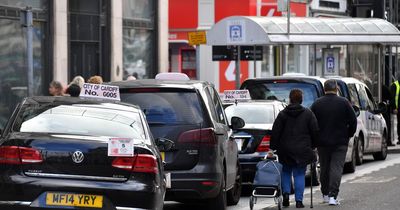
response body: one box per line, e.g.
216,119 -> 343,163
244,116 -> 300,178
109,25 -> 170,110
158,0 -> 169,73
110,0 -> 123,81
52,0 -> 68,85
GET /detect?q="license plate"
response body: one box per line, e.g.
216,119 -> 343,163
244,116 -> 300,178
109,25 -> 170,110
46,192 -> 103,208
235,139 -> 243,151
160,152 -> 165,161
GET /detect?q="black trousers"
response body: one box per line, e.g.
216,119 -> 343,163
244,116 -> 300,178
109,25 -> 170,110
397,112 -> 400,141
317,145 -> 348,198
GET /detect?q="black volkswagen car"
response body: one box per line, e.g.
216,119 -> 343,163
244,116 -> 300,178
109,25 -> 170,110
110,75 -> 245,209
0,96 -> 168,210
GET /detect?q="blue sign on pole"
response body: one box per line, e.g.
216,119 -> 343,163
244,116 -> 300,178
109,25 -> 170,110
326,56 -> 335,73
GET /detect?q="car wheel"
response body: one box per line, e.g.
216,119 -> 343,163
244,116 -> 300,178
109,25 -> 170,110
343,147 -> 356,173
355,136 -> 364,165
373,133 -> 388,161
227,160 -> 242,206
206,171 -> 227,210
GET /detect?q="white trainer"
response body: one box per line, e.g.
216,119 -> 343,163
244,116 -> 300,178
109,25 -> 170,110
322,195 -> 329,203
329,197 -> 340,206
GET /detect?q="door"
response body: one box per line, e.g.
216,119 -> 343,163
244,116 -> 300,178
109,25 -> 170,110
356,84 -> 381,151
364,86 -> 384,151
209,87 -> 237,188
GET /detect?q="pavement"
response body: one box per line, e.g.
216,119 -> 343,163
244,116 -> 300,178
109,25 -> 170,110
388,143 -> 400,154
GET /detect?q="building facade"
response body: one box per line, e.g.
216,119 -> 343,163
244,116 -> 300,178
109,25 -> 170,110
0,0 -> 168,129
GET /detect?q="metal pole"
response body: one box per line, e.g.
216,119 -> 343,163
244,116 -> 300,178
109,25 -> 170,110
236,46 -> 241,89
253,45 -> 257,78
23,7 -> 34,97
196,45 -> 200,80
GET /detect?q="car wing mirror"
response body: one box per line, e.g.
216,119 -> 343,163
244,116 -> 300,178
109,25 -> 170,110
352,105 -> 360,117
155,137 -> 175,151
230,116 -> 245,130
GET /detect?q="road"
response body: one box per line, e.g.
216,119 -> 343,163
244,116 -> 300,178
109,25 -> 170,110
164,153 -> 400,210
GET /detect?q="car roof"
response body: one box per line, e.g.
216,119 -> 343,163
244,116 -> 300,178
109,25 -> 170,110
331,77 -> 364,85
243,75 -> 326,84
23,96 -> 141,112
108,79 -> 212,90
223,100 -> 286,105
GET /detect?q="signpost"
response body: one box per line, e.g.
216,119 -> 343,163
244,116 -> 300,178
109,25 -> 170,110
21,7 -> 33,96
212,46 -> 263,61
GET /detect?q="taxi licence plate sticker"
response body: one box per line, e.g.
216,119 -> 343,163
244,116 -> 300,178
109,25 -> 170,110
161,152 -> 165,161
46,192 -> 103,208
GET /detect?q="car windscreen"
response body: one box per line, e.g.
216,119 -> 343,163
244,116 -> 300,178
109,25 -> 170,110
13,104 -> 146,139
120,89 -> 205,125
244,82 -> 319,107
225,104 -> 275,124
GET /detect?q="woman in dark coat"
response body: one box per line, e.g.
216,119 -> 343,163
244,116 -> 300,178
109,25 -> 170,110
270,89 -> 319,208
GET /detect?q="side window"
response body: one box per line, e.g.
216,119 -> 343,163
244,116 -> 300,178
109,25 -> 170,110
210,87 -> 227,125
364,86 -> 376,110
205,87 -> 218,122
347,84 -> 361,107
356,84 -> 372,111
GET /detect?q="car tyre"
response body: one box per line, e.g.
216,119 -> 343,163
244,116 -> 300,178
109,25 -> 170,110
355,136 -> 364,165
373,133 -> 388,161
227,160 -> 242,206
206,172 -> 227,210
343,147 -> 356,173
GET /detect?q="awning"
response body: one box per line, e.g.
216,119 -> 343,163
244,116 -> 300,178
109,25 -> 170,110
207,16 -> 400,45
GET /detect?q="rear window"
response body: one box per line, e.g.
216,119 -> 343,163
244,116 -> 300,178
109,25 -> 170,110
243,82 -> 319,107
120,89 -> 205,125
225,104 -> 275,124
13,104 -> 146,139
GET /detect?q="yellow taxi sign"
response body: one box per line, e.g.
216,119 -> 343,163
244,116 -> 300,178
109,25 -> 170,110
188,31 -> 207,46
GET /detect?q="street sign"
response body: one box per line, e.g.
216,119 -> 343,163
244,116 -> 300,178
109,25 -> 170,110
188,31 -> 207,46
212,46 -> 263,61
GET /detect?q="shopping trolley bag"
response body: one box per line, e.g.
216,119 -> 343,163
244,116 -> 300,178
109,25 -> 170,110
253,159 -> 282,188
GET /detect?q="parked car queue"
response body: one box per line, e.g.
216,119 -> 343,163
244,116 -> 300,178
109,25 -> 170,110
0,72 -> 390,210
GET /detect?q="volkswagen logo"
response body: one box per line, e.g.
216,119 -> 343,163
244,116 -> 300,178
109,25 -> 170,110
72,151 -> 84,164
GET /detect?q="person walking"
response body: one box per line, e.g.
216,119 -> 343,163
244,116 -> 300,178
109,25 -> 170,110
390,75 -> 400,144
48,81 -> 64,96
270,89 -> 319,208
310,79 -> 357,206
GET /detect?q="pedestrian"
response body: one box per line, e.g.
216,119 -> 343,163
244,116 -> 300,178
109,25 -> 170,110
270,89 -> 319,208
310,79 -> 357,206
390,74 -> 400,144
48,81 -> 64,96
65,84 -> 81,97
70,75 -> 85,88
87,75 -> 103,84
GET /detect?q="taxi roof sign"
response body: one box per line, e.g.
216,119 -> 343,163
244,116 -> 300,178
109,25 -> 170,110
223,90 -> 251,102
80,83 -> 120,101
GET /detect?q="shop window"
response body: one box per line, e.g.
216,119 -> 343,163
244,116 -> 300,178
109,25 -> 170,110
181,49 -> 196,79
0,2 -> 48,129
122,0 -> 156,80
0,0 -> 47,9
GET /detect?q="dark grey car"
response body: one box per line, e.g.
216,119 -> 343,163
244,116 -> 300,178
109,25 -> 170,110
109,79 -> 244,209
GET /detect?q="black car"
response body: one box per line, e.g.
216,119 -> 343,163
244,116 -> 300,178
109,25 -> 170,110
110,77 -> 244,209
0,96 -> 169,210
224,100 -> 286,185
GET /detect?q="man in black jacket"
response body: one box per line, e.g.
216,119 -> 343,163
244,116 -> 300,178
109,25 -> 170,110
311,79 -> 357,206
